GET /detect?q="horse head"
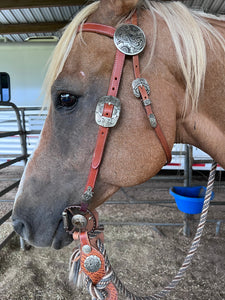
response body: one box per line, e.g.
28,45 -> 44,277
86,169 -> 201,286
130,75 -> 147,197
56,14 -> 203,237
12,0 -> 225,249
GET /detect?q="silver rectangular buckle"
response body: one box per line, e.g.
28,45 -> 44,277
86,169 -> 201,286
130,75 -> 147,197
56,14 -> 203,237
95,96 -> 121,128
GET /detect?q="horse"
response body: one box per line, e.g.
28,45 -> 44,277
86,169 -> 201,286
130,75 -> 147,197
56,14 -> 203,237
12,0 -> 225,252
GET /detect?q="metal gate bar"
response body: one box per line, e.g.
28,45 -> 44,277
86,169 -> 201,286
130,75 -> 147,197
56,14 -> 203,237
0,155 -> 28,170
0,101 -> 27,250
0,180 -> 20,198
0,231 -> 16,251
0,209 -> 12,226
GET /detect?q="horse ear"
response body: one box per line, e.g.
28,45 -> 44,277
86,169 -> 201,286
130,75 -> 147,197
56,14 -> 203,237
101,0 -> 140,16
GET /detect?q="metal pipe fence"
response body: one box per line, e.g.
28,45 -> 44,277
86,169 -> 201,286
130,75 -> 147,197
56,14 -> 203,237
0,102 -> 25,249
0,103 -> 46,250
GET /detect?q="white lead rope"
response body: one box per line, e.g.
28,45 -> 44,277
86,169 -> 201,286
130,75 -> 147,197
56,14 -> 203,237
111,160 -> 218,299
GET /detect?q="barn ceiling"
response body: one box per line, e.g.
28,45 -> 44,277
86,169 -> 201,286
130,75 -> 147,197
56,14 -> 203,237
0,0 -> 225,42
0,0 -> 84,42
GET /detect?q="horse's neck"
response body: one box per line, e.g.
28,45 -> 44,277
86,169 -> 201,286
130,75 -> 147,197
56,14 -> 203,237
177,51 -> 225,169
140,9 -> 225,169
177,110 -> 225,168
204,16 -> 225,29
175,16 -> 225,168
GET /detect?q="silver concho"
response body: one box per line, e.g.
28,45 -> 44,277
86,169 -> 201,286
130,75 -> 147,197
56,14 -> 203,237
82,245 -> 91,254
114,24 -> 146,55
71,214 -> 87,230
95,95 -> 121,128
84,255 -> 101,273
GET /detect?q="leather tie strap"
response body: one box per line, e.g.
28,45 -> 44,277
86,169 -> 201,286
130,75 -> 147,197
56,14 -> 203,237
132,55 -> 172,163
78,231 -> 118,299
131,15 -> 172,164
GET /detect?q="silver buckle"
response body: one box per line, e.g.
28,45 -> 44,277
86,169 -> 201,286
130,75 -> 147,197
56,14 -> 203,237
114,24 -> 146,56
132,78 -> 150,98
95,96 -> 121,128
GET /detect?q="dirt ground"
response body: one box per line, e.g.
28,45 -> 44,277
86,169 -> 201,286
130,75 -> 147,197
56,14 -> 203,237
0,166 -> 225,300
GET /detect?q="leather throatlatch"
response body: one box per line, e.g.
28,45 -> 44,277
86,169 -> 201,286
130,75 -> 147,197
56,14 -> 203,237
130,13 -> 172,164
63,11 -> 172,300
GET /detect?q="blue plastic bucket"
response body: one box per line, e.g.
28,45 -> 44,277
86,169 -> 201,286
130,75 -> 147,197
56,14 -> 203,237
169,186 -> 214,214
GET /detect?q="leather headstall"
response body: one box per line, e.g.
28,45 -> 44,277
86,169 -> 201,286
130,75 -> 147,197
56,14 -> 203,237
62,12 -> 172,300
63,12 -> 171,235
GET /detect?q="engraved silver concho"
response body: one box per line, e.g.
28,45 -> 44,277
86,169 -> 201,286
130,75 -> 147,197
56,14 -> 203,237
95,95 -> 121,128
71,214 -> 87,230
84,255 -> 102,273
114,24 -> 146,55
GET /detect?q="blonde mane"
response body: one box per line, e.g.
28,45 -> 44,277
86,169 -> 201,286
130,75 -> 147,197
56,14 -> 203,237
43,0 -> 225,113
42,1 -> 100,107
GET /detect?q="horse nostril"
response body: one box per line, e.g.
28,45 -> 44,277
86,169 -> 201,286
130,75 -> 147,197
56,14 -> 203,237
12,218 -> 26,237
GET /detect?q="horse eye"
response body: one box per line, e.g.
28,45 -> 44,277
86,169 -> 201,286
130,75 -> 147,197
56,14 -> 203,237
56,93 -> 78,109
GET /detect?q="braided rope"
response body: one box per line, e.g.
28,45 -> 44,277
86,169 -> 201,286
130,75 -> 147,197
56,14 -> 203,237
90,161 -> 217,299
71,161 -> 217,299
111,161 -> 217,299
69,247 -> 81,285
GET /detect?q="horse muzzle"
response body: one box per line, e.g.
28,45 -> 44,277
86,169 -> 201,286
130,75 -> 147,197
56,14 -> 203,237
12,215 -> 32,241
12,212 -> 73,249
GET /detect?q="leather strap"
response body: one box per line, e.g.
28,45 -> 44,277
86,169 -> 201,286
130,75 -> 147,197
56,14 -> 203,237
80,23 -> 115,38
137,78 -> 172,163
132,16 -> 172,164
81,14 -> 171,198
68,15 -> 173,300
84,49 -> 126,192
80,231 -> 105,285
79,231 -> 118,299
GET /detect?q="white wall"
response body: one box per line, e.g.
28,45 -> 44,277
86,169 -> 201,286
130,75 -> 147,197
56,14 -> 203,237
0,43 -> 56,107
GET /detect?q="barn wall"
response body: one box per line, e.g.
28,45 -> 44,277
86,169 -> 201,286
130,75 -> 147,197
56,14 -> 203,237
0,43 -> 56,107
